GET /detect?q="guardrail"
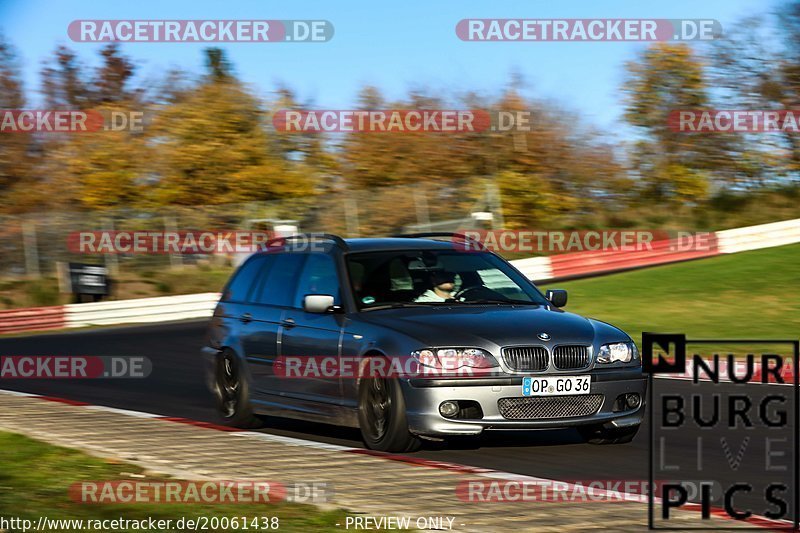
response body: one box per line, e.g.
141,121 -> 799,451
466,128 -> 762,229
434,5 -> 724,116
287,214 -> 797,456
716,218 -> 800,254
0,306 -> 65,335
2,218 -> 799,334
544,237 -> 721,281
509,256 -> 553,281
65,292 -> 220,328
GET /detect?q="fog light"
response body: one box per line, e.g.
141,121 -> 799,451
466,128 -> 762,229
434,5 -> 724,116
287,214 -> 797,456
625,393 -> 641,409
439,401 -> 459,418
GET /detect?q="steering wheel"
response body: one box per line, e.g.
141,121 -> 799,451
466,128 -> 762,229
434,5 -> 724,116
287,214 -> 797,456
453,285 -> 485,301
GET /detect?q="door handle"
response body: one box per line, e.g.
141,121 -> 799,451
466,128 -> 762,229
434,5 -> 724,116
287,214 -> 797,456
239,313 -> 252,323
282,317 -> 296,328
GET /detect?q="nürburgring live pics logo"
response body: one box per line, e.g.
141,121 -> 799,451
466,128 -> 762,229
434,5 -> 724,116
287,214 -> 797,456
643,332 -> 799,530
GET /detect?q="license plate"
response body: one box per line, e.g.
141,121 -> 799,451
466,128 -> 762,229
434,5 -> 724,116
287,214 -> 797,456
522,375 -> 591,396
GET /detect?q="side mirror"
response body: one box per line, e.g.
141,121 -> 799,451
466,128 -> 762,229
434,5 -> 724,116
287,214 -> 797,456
303,294 -> 337,313
546,289 -> 568,308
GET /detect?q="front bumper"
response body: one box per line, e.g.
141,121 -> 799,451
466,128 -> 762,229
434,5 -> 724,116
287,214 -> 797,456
401,367 -> 646,436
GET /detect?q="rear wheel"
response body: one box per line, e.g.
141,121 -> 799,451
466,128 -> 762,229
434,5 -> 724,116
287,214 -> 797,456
213,350 -> 262,429
358,373 -> 421,452
579,423 -> 639,444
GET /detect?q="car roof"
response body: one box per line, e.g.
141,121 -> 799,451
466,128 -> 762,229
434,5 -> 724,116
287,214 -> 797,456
343,237 -> 458,253
249,237 -> 470,256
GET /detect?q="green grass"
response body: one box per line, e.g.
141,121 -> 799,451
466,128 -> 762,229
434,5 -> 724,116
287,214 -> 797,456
542,244 -> 800,342
0,432 -> 359,532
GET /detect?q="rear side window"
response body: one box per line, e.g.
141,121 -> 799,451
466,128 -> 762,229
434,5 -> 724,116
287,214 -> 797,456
223,255 -> 268,302
252,253 -> 306,307
243,254 -> 277,301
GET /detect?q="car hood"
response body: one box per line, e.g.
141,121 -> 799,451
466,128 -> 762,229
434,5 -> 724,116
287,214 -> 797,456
357,305 -> 626,348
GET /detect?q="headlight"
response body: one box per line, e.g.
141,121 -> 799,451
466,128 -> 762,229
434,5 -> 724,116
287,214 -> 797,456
597,342 -> 638,364
411,348 -> 498,370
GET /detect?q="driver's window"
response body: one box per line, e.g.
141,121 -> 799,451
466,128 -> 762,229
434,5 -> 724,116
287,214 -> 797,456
294,254 -> 341,308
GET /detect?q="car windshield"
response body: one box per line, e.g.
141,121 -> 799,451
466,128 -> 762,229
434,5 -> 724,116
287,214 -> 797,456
346,249 -> 549,310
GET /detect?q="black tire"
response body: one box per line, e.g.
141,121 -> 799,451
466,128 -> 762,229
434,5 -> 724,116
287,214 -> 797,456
213,349 -> 262,429
358,372 -> 421,453
579,423 -> 640,444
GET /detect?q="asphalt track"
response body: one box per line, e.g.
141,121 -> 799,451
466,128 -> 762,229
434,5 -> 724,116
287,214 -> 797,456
0,320 -> 796,527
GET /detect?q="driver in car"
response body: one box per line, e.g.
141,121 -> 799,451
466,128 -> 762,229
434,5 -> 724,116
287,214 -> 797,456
415,270 -> 457,302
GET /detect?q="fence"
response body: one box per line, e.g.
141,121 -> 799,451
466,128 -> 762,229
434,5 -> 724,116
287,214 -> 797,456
4,217 -> 799,335
0,178 -> 504,278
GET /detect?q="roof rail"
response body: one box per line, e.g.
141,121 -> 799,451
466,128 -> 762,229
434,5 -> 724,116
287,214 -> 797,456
392,232 -> 485,250
265,233 -> 349,251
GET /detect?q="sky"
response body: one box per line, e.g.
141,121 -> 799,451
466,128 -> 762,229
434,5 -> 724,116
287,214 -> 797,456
0,0 -> 777,139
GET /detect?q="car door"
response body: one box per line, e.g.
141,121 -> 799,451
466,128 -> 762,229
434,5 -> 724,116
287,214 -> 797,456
278,253 -> 344,404
219,254 -> 270,366
246,253 -> 306,397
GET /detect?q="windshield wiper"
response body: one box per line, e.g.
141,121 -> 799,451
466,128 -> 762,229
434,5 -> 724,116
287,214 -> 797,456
455,298 -> 541,306
362,302 -> 448,311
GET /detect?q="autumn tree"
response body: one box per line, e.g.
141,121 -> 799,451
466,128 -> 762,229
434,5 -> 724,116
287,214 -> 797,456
710,3 -> 800,181
94,44 -> 137,104
456,86 -> 627,227
41,46 -> 91,109
33,45 -> 148,210
270,86 -> 339,183
149,48 -> 315,206
0,34 -> 37,212
623,43 -> 718,203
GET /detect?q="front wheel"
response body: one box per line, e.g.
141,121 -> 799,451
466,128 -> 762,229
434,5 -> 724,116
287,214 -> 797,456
579,423 -> 640,444
358,374 -> 421,452
213,350 -> 262,429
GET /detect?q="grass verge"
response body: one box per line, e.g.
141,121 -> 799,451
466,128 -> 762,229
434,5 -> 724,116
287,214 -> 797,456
0,431 -> 361,532
543,243 -> 800,341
